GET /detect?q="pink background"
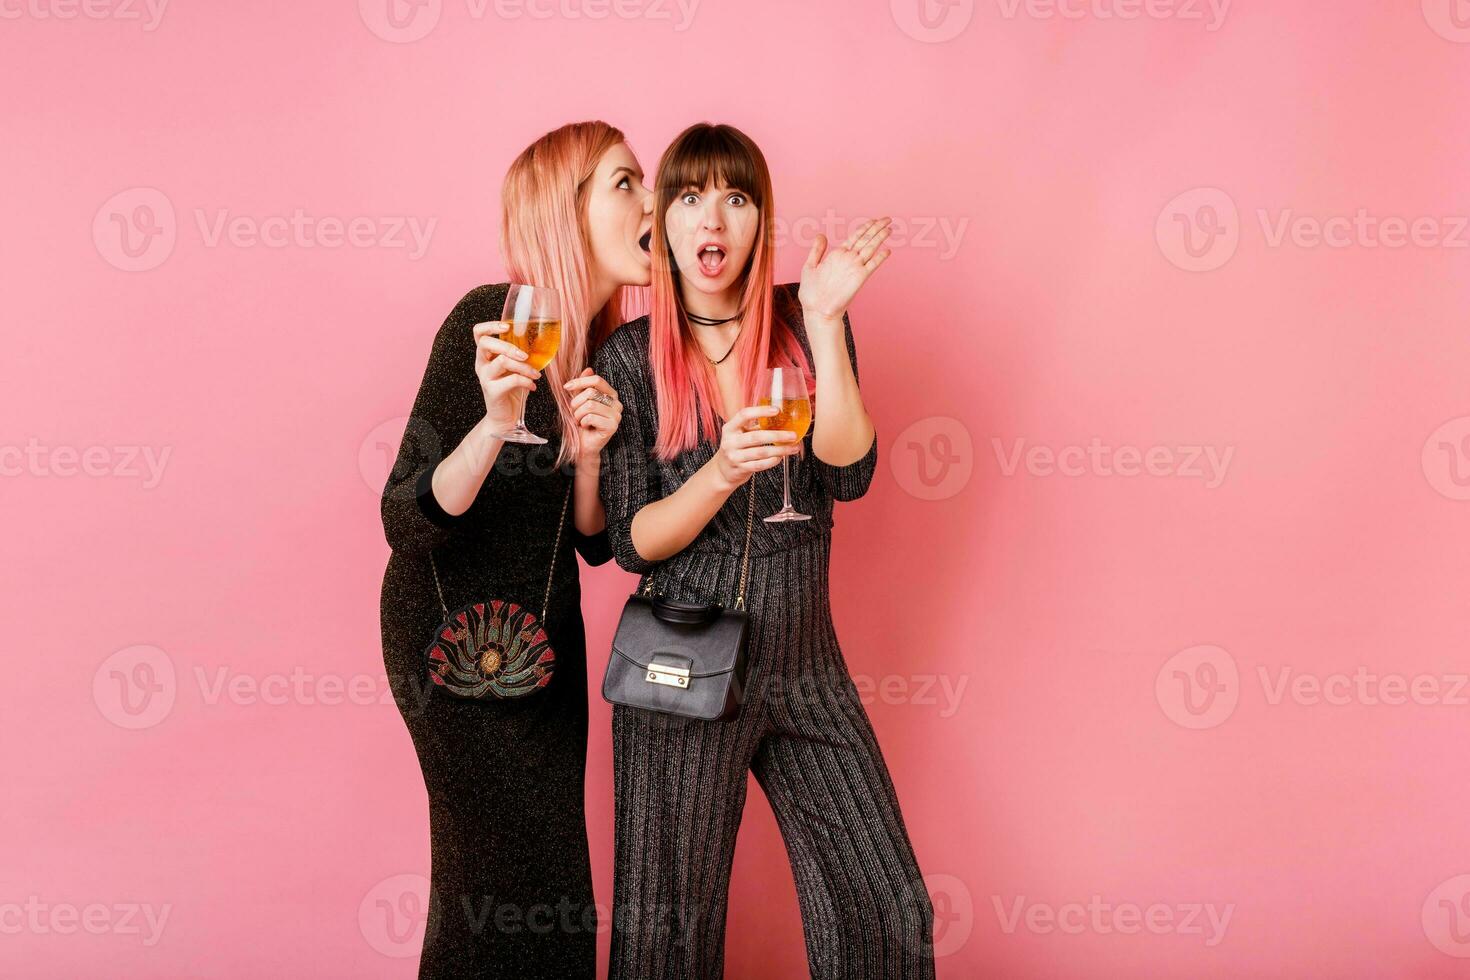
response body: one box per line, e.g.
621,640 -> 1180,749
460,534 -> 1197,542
6,1 -> 1470,976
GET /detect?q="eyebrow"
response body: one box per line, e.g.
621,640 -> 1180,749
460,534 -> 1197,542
682,183 -> 745,195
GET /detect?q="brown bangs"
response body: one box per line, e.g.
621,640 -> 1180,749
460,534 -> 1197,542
656,123 -> 765,206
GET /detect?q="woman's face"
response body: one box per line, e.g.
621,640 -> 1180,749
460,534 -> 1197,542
585,142 -> 654,288
664,180 -> 760,301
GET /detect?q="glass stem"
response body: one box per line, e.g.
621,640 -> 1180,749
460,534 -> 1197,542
781,455 -> 793,510
516,387 -> 530,431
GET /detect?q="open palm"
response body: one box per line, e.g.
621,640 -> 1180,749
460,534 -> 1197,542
798,217 -> 893,319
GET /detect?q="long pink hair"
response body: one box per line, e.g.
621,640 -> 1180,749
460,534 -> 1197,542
501,120 -> 634,468
648,123 -> 811,460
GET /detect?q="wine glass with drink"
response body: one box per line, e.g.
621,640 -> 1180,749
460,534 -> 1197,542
497,284 -> 562,444
756,364 -> 813,522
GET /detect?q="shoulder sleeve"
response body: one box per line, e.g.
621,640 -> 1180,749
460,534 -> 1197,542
593,328 -> 660,574
379,285 -> 504,554
809,312 -> 878,502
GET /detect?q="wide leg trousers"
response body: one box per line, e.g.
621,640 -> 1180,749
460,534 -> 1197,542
608,541 -> 936,980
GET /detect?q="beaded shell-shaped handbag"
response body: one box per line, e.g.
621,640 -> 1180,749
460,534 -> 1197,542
423,485 -> 570,700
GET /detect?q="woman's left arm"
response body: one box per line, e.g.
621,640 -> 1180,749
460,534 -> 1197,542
564,366 -> 623,565
799,217 -> 893,497
804,309 -> 873,467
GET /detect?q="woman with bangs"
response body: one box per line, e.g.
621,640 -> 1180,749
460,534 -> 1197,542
594,122 -> 935,980
379,120 -> 654,979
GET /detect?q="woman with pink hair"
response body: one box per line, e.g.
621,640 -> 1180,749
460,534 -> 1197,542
379,121 -> 653,978
595,122 -> 934,979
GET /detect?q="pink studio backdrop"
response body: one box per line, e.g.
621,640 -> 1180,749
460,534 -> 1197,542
5,1 -> 1470,977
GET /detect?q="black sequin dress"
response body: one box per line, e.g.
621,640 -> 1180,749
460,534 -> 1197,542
379,283 -> 611,979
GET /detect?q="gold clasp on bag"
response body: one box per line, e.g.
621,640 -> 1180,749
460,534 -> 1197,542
645,663 -> 690,688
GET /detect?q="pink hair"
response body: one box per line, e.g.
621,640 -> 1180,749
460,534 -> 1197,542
500,120 -> 634,468
648,123 -> 811,460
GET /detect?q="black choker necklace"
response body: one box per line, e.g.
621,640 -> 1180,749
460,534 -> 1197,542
685,311 -> 740,326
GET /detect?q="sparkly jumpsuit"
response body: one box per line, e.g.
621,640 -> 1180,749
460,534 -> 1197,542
593,286 -> 936,980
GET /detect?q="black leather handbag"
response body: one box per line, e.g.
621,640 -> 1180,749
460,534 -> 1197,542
601,481 -> 755,722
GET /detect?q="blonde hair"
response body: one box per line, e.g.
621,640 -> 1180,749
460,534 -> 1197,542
500,120 -> 631,467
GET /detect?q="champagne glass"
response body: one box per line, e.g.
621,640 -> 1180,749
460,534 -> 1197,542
756,365 -> 813,522
497,284 -> 562,444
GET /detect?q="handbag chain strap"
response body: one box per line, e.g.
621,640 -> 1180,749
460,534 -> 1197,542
428,482 -> 573,627
641,475 -> 757,612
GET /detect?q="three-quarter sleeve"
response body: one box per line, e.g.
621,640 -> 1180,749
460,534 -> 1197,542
593,331 -> 660,575
573,526 -> 614,566
380,286 -> 501,555
810,313 -> 878,502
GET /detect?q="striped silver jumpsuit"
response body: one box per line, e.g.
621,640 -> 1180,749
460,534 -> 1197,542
593,288 -> 936,980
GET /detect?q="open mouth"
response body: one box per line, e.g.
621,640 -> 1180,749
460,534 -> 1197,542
639,230 -> 652,253
696,244 -> 727,277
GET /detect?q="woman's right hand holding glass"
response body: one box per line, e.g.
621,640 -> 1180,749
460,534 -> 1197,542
713,405 -> 800,490
472,321 -> 541,433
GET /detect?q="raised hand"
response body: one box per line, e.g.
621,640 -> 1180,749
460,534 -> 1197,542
798,217 -> 893,321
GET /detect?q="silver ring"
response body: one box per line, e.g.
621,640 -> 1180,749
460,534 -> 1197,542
590,392 -> 614,407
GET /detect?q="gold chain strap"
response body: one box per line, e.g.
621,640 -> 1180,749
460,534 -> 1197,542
641,476 -> 757,612
429,482 -> 574,626
733,477 -> 755,611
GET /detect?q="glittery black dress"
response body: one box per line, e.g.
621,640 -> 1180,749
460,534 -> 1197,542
379,283 -> 611,979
